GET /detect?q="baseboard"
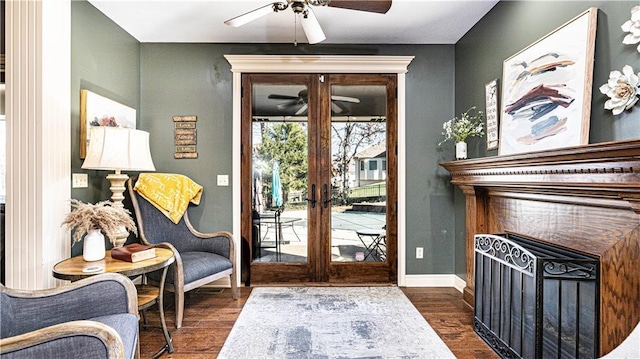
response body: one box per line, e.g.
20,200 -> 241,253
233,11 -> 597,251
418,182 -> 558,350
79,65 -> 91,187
403,274 -> 465,293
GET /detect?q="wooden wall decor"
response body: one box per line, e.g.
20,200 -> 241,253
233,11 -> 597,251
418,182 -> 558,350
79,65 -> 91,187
441,138 -> 640,356
173,115 -> 198,159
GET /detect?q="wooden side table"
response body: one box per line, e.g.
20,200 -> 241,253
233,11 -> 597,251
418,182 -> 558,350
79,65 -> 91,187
53,246 -> 175,358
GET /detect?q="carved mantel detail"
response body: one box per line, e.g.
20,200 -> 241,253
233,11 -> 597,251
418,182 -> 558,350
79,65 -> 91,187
440,139 -> 640,356
441,139 -> 640,213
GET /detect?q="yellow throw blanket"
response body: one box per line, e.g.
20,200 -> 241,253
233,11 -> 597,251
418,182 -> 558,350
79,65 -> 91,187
134,173 -> 203,224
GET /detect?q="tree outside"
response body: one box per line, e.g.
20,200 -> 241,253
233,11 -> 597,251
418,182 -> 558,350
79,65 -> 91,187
331,121 -> 386,205
253,120 -> 386,208
254,122 -> 308,208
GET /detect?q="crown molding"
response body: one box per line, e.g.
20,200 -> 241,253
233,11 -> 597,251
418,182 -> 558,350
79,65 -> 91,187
224,55 -> 414,74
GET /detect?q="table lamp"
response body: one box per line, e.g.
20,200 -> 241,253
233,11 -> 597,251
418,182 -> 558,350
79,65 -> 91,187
81,126 -> 156,245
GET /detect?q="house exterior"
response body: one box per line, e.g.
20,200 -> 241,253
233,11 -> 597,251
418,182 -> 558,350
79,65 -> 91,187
352,142 -> 387,188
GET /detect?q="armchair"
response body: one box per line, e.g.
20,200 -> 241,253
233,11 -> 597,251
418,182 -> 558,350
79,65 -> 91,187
0,273 -> 139,359
126,177 -> 239,329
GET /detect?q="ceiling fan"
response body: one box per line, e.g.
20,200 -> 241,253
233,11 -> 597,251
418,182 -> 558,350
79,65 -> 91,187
224,0 -> 392,44
268,89 -> 361,115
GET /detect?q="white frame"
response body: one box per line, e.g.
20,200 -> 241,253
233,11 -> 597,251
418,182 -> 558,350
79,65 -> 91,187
485,79 -> 499,150
225,55 -> 414,287
498,8 -> 597,156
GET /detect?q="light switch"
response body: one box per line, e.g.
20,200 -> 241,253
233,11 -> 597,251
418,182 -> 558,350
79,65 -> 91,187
217,175 -> 229,186
72,173 -> 88,188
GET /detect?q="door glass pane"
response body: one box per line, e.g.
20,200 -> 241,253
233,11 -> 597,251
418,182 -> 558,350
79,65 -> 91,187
252,84 -> 308,263
330,85 -> 387,262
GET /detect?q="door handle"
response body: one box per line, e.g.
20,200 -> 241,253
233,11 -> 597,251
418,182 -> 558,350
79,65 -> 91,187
323,184 -> 331,208
306,184 -> 316,208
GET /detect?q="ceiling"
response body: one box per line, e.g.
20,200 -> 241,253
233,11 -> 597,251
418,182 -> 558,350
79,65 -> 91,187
87,0 -> 500,44
87,0 -> 499,118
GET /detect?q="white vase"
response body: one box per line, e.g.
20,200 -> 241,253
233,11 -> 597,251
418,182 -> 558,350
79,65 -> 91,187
456,141 -> 467,160
83,229 -> 106,262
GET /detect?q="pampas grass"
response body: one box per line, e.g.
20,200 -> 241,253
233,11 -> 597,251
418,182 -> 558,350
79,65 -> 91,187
62,199 -> 137,245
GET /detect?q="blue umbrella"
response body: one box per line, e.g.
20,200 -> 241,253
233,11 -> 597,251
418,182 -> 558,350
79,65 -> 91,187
272,162 -> 283,208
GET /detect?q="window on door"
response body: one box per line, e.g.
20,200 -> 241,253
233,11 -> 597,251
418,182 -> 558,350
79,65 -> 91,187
242,73 -> 397,284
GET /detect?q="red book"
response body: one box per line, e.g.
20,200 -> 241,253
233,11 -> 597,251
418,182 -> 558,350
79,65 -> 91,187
111,243 -> 156,262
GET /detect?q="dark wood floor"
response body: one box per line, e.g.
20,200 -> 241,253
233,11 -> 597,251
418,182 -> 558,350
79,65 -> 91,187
139,286 -> 499,358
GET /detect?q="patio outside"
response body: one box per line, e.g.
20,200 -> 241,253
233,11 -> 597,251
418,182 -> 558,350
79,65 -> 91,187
254,207 -> 386,263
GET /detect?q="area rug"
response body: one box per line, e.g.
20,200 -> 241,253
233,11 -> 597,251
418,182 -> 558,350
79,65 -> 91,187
218,286 -> 455,359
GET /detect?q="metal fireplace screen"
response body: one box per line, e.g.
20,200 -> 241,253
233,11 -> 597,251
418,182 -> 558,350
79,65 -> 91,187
474,233 -> 599,359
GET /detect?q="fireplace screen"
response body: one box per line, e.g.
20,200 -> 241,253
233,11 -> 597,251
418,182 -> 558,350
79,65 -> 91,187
474,233 -> 599,359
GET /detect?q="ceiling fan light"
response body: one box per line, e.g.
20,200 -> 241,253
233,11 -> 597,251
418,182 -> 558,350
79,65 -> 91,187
300,7 -> 326,44
291,1 -> 305,13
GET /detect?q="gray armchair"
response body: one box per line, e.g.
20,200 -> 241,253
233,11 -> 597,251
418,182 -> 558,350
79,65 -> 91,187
0,273 -> 139,359
126,177 -> 239,329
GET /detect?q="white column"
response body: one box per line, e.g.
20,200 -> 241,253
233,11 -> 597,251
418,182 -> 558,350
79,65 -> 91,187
6,0 -> 71,289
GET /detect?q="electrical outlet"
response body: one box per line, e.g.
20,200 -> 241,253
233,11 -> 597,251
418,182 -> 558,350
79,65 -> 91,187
416,247 -> 424,259
72,173 -> 88,188
217,175 -> 229,186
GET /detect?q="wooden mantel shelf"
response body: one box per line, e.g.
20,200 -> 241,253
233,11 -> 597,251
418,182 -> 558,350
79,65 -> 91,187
440,139 -> 640,355
441,139 -> 640,211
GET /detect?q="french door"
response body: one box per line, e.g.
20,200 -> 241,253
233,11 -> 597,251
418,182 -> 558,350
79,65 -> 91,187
241,73 -> 397,284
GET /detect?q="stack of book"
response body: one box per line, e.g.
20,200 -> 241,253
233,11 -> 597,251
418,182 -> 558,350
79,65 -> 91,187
111,243 -> 156,262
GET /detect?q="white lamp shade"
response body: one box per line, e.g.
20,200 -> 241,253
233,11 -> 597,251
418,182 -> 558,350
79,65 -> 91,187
82,127 -> 156,172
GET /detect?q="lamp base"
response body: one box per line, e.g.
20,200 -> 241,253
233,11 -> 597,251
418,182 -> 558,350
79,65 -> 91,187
106,172 -> 130,247
111,229 -> 129,247
106,172 -> 129,209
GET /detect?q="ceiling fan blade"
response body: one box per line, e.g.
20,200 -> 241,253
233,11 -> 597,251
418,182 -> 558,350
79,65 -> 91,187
277,101 -> 301,110
331,95 -> 360,103
268,94 -> 299,100
224,3 -> 278,27
300,7 -> 326,44
295,104 -> 309,115
327,0 -> 392,14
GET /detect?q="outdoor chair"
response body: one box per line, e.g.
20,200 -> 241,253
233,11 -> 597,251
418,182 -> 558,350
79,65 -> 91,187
126,176 -> 239,329
0,273 -> 139,359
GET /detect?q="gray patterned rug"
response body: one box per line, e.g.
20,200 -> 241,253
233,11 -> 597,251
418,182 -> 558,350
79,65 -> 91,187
218,286 -> 456,359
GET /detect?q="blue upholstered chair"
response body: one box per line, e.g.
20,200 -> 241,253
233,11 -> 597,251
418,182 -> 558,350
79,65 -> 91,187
0,273 -> 139,359
126,177 -> 239,329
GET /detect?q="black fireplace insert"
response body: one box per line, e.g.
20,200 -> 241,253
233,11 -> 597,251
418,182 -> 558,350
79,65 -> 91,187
474,233 -> 599,359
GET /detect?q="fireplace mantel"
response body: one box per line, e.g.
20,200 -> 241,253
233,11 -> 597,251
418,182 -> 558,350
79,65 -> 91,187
441,139 -> 640,355
441,139 -> 640,212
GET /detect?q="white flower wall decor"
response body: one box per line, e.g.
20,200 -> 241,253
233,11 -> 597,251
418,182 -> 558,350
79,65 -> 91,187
599,65 -> 640,115
622,5 -> 640,53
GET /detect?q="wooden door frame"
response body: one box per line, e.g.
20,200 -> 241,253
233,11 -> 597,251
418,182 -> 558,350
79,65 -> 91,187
226,55 -> 414,287
320,74 -> 398,283
240,74 -> 320,283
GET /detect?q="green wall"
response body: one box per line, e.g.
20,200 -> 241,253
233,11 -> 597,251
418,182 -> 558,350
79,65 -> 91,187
71,0 -> 458,274
453,1 -> 640,277
139,43 -> 457,274
72,0 -> 638,278
70,1 -> 140,255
